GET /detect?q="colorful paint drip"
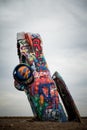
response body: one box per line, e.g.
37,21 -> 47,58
13,32 -> 67,121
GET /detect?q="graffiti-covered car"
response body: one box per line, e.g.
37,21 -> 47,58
13,32 -> 81,122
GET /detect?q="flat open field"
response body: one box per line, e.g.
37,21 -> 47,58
0,117 -> 87,130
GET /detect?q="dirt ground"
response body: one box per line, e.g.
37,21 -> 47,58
0,117 -> 87,130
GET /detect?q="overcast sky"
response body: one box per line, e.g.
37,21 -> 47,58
0,0 -> 87,117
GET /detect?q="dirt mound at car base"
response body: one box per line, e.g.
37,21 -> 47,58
0,117 -> 87,130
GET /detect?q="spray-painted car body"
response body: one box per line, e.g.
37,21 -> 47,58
13,32 -> 67,121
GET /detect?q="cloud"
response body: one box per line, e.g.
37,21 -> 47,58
0,0 -> 87,117
0,91 -> 33,116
